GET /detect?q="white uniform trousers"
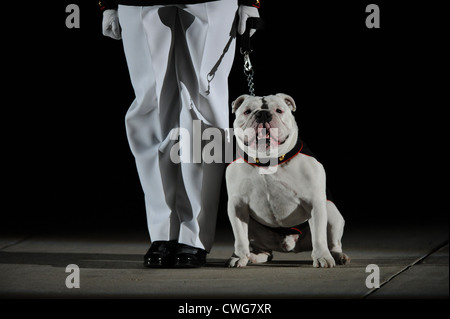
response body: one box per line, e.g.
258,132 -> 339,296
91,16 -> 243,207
118,0 -> 237,252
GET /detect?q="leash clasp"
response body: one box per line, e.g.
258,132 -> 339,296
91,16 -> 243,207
243,51 -> 253,72
241,49 -> 255,96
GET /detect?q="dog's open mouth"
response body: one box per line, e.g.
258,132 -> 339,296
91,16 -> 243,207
243,124 -> 289,149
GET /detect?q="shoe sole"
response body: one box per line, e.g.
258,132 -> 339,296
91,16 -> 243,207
144,258 -> 174,268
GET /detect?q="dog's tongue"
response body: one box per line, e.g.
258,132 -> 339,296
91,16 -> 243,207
257,123 -> 271,139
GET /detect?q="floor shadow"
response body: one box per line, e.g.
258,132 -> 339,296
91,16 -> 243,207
206,258 -> 313,268
0,253 -> 320,269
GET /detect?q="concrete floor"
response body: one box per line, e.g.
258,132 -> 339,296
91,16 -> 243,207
0,221 -> 448,300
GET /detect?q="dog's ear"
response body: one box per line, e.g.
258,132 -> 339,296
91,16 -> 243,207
232,94 -> 250,114
276,93 -> 297,112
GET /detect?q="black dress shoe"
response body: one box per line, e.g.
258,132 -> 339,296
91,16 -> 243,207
173,244 -> 207,268
144,240 -> 178,268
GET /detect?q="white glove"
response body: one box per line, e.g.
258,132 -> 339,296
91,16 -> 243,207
238,5 -> 260,37
102,9 -> 121,40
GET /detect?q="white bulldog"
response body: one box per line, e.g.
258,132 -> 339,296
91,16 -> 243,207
226,94 -> 350,268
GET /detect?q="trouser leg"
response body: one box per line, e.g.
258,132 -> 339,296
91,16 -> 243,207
174,1 -> 237,252
119,5 -> 180,242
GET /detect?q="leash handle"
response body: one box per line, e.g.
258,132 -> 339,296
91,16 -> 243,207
240,17 -> 264,53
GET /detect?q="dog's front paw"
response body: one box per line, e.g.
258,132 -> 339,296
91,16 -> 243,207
312,250 -> 336,268
226,253 -> 249,268
249,252 -> 273,264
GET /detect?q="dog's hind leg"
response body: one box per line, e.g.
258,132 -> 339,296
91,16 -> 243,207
326,201 -> 350,265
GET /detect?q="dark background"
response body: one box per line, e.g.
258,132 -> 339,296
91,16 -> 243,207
2,1 -> 446,235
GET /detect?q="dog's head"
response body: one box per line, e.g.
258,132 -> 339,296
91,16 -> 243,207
232,94 -> 298,159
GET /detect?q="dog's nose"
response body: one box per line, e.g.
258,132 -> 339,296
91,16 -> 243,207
255,110 -> 272,124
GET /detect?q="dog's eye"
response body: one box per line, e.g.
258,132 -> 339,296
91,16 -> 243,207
244,109 -> 252,115
276,109 -> 283,114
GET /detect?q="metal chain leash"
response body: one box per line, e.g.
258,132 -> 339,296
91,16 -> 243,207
242,49 -> 255,96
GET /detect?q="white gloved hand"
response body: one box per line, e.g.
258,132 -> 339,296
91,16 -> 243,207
238,5 -> 260,37
102,9 -> 122,40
